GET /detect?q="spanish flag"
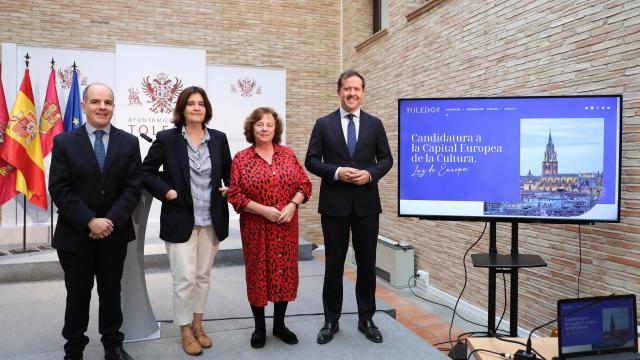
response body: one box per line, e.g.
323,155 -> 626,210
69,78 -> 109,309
0,68 -> 47,210
39,66 -> 63,157
0,64 -> 19,206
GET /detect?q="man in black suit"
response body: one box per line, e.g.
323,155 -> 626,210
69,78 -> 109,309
305,70 -> 393,344
49,83 -> 142,360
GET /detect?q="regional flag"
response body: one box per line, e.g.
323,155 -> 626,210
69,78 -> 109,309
63,66 -> 83,131
0,64 -> 19,206
39,67 -> 63,157
0,68 -> 47,210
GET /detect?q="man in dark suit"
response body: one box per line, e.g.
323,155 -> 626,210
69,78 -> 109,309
305,70 -> 393,344
49,83 -> 142,360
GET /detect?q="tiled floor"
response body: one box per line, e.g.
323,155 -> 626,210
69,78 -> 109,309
317,254 -> 468,357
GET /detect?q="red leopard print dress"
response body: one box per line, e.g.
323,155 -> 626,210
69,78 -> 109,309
227,144 -> 312,306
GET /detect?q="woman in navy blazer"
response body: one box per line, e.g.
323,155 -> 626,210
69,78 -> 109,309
142,86 -> 231,356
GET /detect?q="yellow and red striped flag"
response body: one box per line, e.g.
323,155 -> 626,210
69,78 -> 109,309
0,68 -> 47,210
39,66 -> 63,157
0,64 -> 19,206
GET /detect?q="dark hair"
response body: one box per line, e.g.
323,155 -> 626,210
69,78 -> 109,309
243,107 -> 283,144
172,86 -> 213,128
337,69 -> 365,91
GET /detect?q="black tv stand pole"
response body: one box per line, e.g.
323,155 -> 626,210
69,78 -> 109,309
471,221 -> 547,337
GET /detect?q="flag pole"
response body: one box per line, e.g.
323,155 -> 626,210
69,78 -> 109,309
22,195 -> 27,251
22,54 -> 29,252
36,58 -> 58,252
49,59 -> 55,246
9,53 -> 40,255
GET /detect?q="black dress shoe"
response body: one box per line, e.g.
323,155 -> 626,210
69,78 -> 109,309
250,330 -> 266,349
104,345 -> 133,360
316,322 -> 339,344
358,320 -> 383,343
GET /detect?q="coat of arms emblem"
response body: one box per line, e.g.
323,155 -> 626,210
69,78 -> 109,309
56,67 -> 88,89
142,73 -> 184,114
39,102 -> 61,134
11,110 -> 38,145
231,77 -> 262,97
128,88 -> 142,106
0,163 -> 14,176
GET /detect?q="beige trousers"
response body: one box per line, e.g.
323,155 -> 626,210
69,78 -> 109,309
165,225 -> 220,325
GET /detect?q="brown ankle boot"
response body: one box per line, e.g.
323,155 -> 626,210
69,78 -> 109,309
181,326 -> 202,355
192,325 -> 212,348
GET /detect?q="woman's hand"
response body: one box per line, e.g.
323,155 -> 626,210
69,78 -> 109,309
218,186 -> 228,198
262,206 -> 282,222
277,203 -> 296,224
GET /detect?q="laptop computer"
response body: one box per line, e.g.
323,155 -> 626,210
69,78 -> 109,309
557,294 -> 639,360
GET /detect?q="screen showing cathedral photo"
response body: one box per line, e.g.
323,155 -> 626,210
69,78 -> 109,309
398,96 -> 622,223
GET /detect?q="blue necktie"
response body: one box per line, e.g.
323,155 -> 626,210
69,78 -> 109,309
94,130 -> 106,173
347,113 -> 356,157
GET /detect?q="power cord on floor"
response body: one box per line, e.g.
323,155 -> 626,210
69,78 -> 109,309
494,335 -> 546,360
157,309 -> 393,324
406,269 -> 510,341
407,222 -> 513,359
449,221 -> 488,360
467,348 -> 512,360
432,330 -> 509,351
407,275 -> 490,329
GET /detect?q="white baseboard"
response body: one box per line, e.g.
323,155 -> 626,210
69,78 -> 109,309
414,283 -> 531,338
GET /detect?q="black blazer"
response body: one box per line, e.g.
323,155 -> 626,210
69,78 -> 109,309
49,125 -> 143,252
142,126 -> 231,243
305,109 -> 393,217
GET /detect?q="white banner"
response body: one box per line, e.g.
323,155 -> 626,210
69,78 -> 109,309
207,65 -> 286,157
2,43 -> 114,138
0,42 -> 287,241
115,43 -> 206,156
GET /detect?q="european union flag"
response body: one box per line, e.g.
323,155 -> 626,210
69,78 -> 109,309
63,65 -> 83,131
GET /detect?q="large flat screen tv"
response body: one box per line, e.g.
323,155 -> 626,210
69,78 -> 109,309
398,96 -> 622,223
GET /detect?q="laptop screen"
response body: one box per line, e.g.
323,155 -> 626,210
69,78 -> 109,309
558,294 -> 638,358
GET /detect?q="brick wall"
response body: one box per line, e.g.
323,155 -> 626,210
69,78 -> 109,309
3,0 -> 639,335
0,0 -> 341,243
343,0 -> 640,333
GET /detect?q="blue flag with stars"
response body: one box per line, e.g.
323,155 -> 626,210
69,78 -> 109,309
63,67 -> 83,131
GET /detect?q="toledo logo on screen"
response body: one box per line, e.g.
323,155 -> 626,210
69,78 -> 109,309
406,106 -> 440,114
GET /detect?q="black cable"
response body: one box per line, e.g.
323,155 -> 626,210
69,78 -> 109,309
431,329 -> 511,349
495,335 -> 547,360
577,224 -> 582,298
433,335 -> 476,348
157,309 -> 392,324
449,222 -> 488,360
407,275 -> 489,329
496,272 -> 507,332
467,348 -> 506,360
432,340 -> 456,346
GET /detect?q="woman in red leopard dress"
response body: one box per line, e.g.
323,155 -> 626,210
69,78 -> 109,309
227,107 -> 312,349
